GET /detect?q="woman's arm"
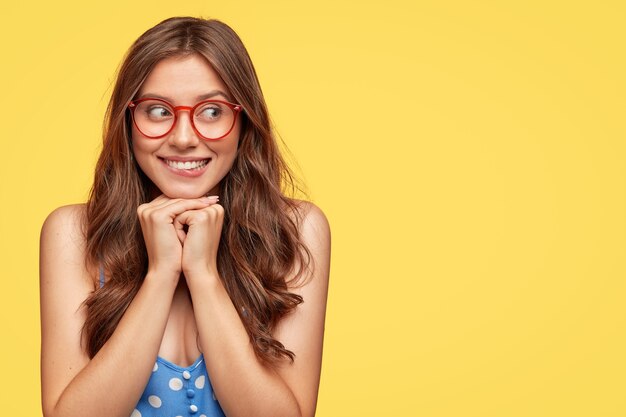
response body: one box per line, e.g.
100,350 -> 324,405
184,201 -> 331,417
39,204 -> 179,417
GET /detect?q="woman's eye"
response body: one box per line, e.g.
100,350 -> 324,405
147,106 -> 172,118
198,106 -> 222,119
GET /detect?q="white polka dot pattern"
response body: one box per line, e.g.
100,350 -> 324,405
169,377 -> 183,391
148,395 -> 162,408
195,375 -> 206,389
134,356 -> 225,416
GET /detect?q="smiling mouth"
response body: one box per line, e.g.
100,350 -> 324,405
159,157 -> 211,171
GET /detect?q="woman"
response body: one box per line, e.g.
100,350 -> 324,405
39,16 -> 331,417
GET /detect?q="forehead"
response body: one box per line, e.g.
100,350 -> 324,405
138,54 -> 232,103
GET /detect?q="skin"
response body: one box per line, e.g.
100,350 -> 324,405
40,53 -> 331,417
130,54 -> 241,201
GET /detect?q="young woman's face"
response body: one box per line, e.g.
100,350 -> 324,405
131,53 -> 241,199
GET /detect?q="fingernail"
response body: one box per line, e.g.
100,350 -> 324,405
202,195 -> 219,202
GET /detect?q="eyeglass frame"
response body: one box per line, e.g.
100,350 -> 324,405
127,97 -> 244,141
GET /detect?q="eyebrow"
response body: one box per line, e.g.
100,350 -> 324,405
137,90 -> 233,102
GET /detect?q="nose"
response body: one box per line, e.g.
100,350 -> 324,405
168,109 -> 200,149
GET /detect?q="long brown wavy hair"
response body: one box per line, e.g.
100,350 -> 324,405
80,16 -> 313,367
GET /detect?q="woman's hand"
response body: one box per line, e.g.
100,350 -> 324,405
174,202 -> 225,281
137,194 -> 219,280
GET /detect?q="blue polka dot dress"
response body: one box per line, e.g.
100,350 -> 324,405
131,354 -> 226,417
99,267 -> 226,417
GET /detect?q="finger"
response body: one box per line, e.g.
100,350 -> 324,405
173,214 -> 187,243
175,226 -> 187,244
176,203 -> 223,226
145,194 -> 218,210
146,193 -> 172,208
144,193 -> 211,211
148,194 -> 183,210
137,194 -> 171,216
158,195 -> 219,211
209,203 -> 224,217
147,198 -> 220,224
139,196 -> 219,225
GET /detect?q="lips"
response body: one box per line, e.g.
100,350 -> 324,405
158,157 -> 211,177
162,158 -> 210,170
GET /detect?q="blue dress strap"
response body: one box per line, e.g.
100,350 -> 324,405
99,264 -> 105,288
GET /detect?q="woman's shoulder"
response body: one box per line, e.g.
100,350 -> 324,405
40,203 -> 97,285
41,203 -> 88,244
278,198 -> 331,299
42,203 -> 87,226
284,198 -> 330,234
283,199 -> 331,258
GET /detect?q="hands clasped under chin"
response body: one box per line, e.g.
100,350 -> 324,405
137,194 -> 224,283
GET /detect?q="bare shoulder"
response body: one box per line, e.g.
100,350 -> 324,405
40,203 -> 96,288
286,198 -> 331,241
41,203 -> 88,262
41,203 -> 87,236
283,198 -> 331,290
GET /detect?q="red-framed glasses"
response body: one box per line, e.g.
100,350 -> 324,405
128,97 -> 243,140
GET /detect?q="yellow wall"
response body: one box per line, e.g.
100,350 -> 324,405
1,1 -> 624,416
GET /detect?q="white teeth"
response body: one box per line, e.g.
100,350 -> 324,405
164,159 -> 210,170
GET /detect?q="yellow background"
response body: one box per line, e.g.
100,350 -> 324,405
1,1 -> 624,416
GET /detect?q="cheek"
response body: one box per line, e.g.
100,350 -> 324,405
225,124 -> 242,153
131,130 -> 157,154
130,135 -> 157,173
211,128 -> 240,156
130,137 -> 143,162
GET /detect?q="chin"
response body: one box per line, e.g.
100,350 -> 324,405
158,184 -> 214,200
164,190 -> 208,199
